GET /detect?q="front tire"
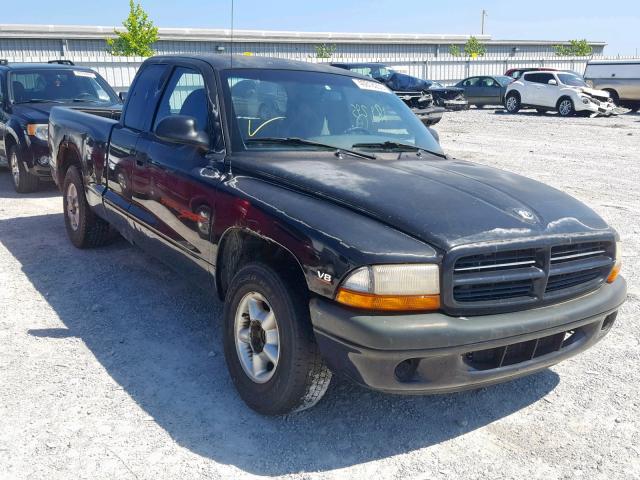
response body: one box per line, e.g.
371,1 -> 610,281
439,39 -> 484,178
9,145 -> 39,193
223,263 -> 332,415
63,166 -> 113,248
557,98 -> 575,117
505,92 -> 521,113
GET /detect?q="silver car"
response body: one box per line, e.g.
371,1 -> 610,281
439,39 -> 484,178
584,60 -> 640,112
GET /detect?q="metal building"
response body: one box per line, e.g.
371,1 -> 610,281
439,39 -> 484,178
0,24 -> 609,88
0,24 -> 606,61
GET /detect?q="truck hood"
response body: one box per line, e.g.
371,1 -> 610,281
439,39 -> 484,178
234,152 -> 611,250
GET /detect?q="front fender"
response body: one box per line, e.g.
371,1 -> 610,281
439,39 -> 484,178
214,175 -> 440,299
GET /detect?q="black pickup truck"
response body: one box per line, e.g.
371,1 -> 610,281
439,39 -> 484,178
0,60 -> 121,192
49,55 -> 626,415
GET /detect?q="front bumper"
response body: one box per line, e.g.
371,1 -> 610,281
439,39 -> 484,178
25,138 -> 53,179
413,106 -> 445,126
442,99 -> 469,111
310,278 -> 626,394
577,99 -> 617,116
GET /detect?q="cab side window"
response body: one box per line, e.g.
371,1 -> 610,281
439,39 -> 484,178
154,67 -> 209,133
123,64 -> 168,131
525,73 -> 554,84
462,77 -> 479,87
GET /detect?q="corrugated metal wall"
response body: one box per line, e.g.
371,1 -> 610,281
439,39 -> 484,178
0,36 -> 614,89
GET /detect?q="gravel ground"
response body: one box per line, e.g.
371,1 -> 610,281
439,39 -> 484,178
0,109 -> 638,480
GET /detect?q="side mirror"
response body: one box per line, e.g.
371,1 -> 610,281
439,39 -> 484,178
118,91 -> 128,102
548,79 -> 558,86
155,115 -> 210,150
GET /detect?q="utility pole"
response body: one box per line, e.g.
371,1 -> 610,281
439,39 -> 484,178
481,9 -> 488,35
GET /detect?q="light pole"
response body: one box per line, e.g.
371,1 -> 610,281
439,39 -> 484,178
481,9 -> 488,35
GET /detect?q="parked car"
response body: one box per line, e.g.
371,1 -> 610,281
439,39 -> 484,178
454,75 -> 514,107
331,63 -> 456,119
504,70 -> 616,117
584,60 -> 640,112
505,67 -> 558,79
372,70 -> 468,111
49,55 -> 626,415
0,59 -> 121,193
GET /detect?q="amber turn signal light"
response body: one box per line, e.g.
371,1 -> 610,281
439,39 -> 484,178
335,288 -> 440,312
607,263 -> 621,283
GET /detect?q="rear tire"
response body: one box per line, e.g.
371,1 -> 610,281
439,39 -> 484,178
557,97 -> 575,117
223,262 -> 332,415
63,166 -> 113,248
9,145 -> 39,193
505,92 -> 521,113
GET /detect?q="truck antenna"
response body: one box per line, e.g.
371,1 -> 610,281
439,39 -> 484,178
230,0 -> 234,68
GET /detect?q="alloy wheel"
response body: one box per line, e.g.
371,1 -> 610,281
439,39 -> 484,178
66,183 -> 80,231
559,100 -> 572,116
10,152 -> 20,187
234,292 -> 280,383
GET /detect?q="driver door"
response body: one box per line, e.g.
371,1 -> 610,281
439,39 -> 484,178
130,63 -> 221,285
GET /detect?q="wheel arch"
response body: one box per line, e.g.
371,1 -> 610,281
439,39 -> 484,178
215,227 -> 308,302
55,140 -> 83,188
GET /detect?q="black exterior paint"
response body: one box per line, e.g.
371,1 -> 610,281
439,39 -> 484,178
48,55 -> 625,394
0,62 -> 121,179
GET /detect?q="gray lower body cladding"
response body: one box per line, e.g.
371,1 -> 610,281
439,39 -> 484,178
309,278 -> 626,393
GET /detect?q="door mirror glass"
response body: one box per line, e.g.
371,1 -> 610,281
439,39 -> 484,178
548,79 -> 557,86
118,91 -> 128,102
155,115 -> 210,150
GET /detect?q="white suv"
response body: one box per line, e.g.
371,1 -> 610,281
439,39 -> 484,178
504,70 -> 616,117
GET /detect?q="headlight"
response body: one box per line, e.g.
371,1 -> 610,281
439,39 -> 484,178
335,264 -> 440,311
27,124 -> 49,141
607,242 -> 622,283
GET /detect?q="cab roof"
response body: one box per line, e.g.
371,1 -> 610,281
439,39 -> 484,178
146,54 -> 367,77
0,62 -> 93,71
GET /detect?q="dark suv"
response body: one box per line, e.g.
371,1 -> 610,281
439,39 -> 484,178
0,60 -> 121,192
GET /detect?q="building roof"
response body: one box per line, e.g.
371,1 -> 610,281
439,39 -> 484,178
0,24 -> 606,46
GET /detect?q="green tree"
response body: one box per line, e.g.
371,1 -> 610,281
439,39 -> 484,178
464,36 -> 487,58
107,0 -> 158,57
314,43 -> 337,59
448,44 -> 461,57
553,39 -> 593,57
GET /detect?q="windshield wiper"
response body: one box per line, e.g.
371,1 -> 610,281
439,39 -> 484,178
246,137 -> 376,160
15,99 -> 64,104
352,141 -> 445,158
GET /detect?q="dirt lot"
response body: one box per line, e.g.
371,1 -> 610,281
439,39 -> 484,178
1,109 -> 638,480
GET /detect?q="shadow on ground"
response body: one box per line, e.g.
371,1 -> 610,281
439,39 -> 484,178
0,169 -> 59,198
1,211 -> 559,475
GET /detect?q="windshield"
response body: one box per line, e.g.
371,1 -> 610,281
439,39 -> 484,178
221,69 -> 443,156
557,73 -> 587,87
429,81 -> 444,89
9,68 -> 118,104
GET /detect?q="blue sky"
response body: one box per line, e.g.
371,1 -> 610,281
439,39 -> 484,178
3,0 -> 639,55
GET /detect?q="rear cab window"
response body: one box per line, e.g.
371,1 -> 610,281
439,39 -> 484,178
123,64 -> 169,131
